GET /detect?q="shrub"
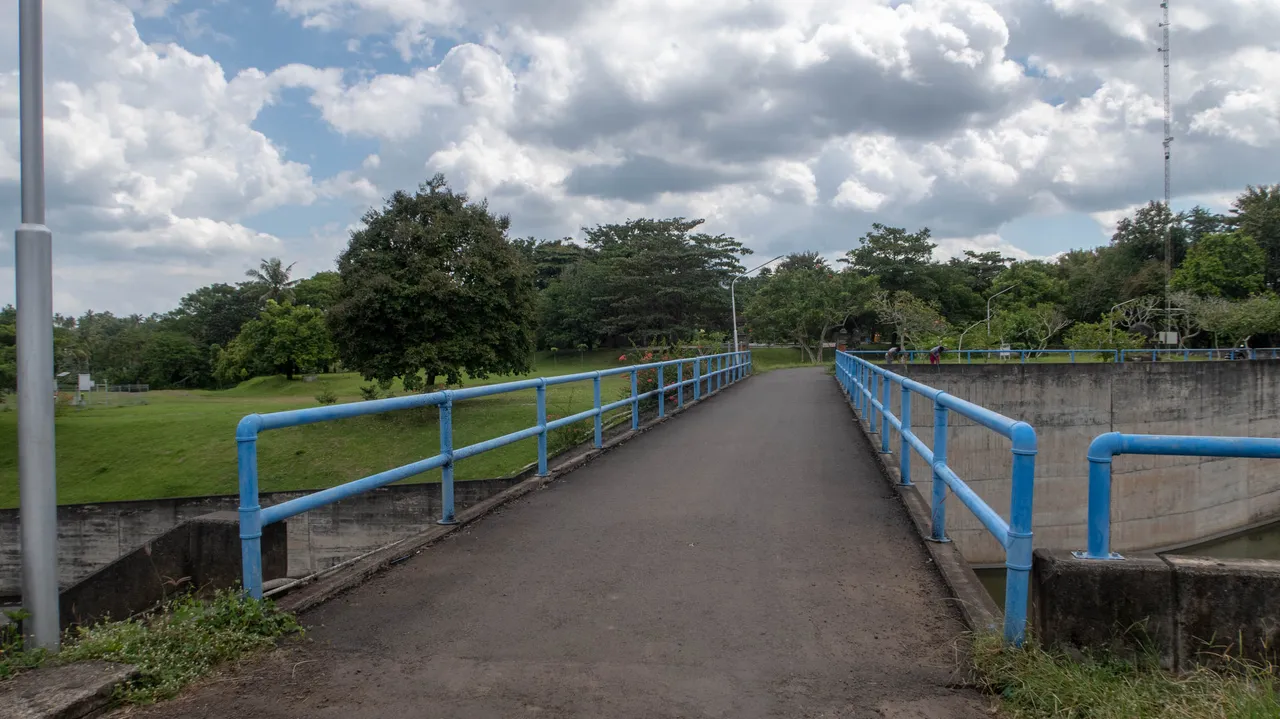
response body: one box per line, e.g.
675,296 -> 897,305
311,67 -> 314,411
359,384 -> 381,401
314,385 -> 337,405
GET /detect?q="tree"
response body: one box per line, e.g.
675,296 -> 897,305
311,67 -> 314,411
1229,185 -> 1280,290
871,290 -> 949,349
168,283 -> 262,349
294,271 -> 342,311
512,238 -> 595,291
538,261 -> 606,351
995,304 -> 1072,350
139,331 -> 210,387
1184,294 -> 1280,348
218,301 -> 335,381
778,251 -> 828,272
990,260 -> 1067,309
579,217 -> 747,345
1170,231 -> 1266,299
746,266 -> 876,362
245,257 -> 300,303
1063,322 -> 1142,358
328,174 -> 538,390
1111,200 -> 1188,268
842,224 -> 935,293
0,305 -> 15,391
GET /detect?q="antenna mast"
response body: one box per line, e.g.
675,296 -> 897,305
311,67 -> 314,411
1159,1 -> 1173,338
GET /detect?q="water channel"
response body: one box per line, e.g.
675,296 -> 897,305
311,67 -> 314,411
976,519 -> 1280,607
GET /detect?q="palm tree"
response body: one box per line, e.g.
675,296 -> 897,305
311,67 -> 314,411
245,257 -> 300,303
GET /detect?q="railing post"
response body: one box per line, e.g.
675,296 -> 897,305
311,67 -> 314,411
1005,422 -> 1037,646
658,365 -> 666,417
715,355 -> 721,391
438,393 -> 458,523
1085,438 -> 1117,560
631,369 -> 639,430
899,381 -> 911,485
870,371 -> 880,432
694,359 -> 701,401
593,373 -> 603,448
880,373 -> 891,453
1070,350 -> 1075,363
237,417 -> 264,599
930,401 -> 950,542
536,381 -> 548,476
677,361 -> 684,407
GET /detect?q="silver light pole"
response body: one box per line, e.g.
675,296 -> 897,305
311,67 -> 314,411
986,283 -> 1019,335
731,255 -> 785,354
16,0 -> 59,650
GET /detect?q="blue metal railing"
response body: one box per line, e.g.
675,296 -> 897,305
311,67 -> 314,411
844,347 -> 1278,364
1076,433 -> 1280,561
236,350 -> 753,598
835,351 -> 1038,645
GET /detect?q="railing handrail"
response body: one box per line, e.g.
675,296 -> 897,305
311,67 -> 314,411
237,349 -> 754,598
1079,433 -> 1280,561
835,350 -> 1037,646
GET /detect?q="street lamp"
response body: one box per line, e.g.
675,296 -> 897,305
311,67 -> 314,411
16,0 -> 59,650
987,283 -> 1019,335
731,255 -> 785,354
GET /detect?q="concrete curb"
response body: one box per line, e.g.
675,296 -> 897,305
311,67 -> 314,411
0,661 -> 137,719
276,376 -> 754,615
832,377 -> 1003,636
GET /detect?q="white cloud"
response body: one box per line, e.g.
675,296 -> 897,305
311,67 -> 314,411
0,0 -> 1277,315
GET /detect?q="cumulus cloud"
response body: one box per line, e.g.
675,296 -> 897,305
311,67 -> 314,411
1,0 -> 1278,314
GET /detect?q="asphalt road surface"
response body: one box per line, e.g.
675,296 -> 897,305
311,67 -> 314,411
130,368 -> 990,719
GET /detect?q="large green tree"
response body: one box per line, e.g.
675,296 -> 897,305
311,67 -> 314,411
746,266 -> 876,362
328,174 -> 538,390
1171,231 -> 1266,299
513,238 -> 596,291
294,271 -> 342,311
216,301 -> 335,382
1229,185 -> 1280,290
842,224 -> 935,294
573,217 -> 747,345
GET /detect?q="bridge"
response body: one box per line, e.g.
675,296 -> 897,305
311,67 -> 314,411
135,365 -> 996,718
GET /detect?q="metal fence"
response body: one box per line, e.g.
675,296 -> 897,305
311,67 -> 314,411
1076,433 -> 1280,561
836,351 -> 1038,645
236,350 -> 754,598
845,348 -> 1280,364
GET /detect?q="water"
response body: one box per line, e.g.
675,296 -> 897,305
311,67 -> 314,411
975,520 -> 1280,606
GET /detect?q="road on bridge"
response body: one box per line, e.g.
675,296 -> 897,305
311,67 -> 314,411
134,368 -> 990,718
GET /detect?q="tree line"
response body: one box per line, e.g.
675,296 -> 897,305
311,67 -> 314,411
2,178 -> 1276,394
739,185 -> 1280,358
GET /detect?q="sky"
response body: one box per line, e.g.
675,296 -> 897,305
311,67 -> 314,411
0,0 -> 1277,316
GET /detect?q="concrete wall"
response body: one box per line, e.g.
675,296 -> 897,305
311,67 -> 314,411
1034,548 -> 1280,670
874,360 -> 1280,564
0,479 -> 520,597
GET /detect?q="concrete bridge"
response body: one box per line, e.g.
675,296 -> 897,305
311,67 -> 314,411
132,368 -> 995,718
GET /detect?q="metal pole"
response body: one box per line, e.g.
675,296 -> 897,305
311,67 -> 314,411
730,255 -> 784,355
16,0 -> 59,651
438,397 -> 457,524
986,283 -> 1018,335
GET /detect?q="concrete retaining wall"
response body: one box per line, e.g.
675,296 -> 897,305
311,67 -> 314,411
1034,548 -> 1280,670
0,479 -> 520,597
877,361 -> 1280,564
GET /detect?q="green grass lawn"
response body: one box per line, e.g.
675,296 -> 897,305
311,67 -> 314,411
0,348 -> 784,508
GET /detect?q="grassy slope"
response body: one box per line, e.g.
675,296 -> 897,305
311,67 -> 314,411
0,349 -> 810,508
0,350 -> 634,507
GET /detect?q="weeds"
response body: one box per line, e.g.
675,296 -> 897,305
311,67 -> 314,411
1,590 -> 300,705
314,384 -> 338,405
970,633 -> 1280,718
